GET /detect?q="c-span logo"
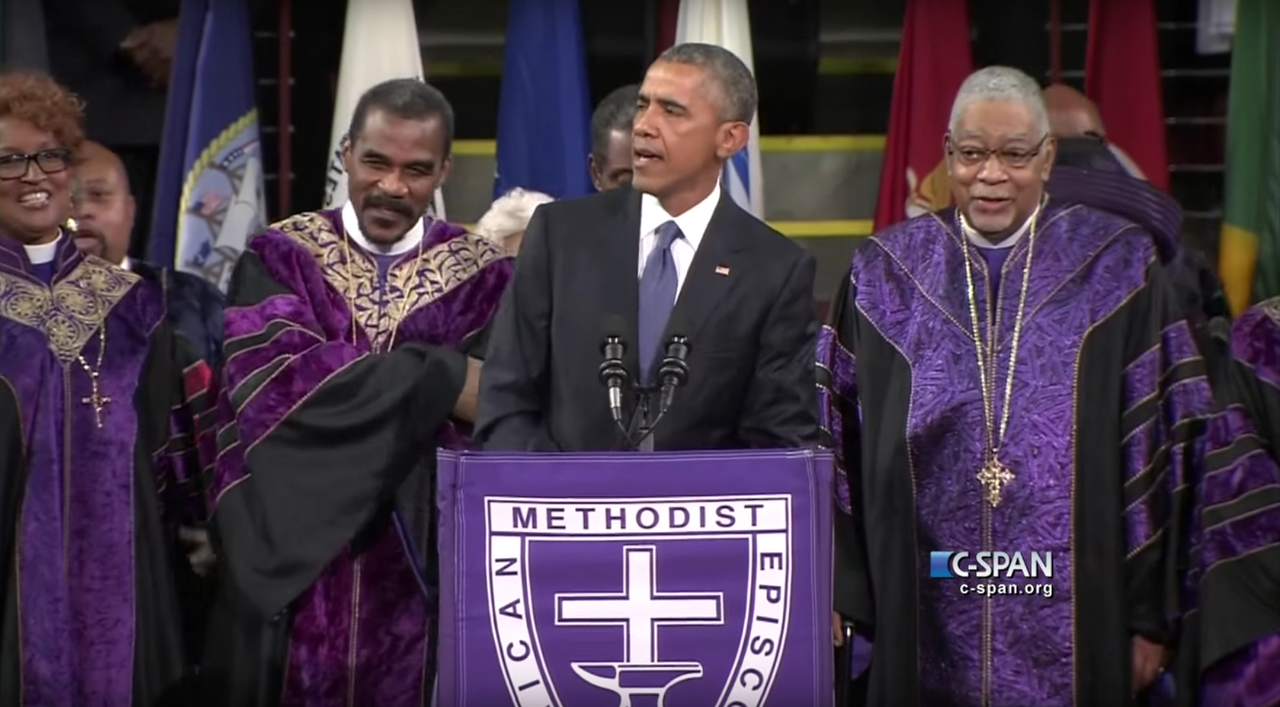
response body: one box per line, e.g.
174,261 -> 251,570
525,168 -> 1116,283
486,495 -> 793,707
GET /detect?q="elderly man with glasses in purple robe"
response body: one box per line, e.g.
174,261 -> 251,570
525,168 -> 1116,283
817,65 -> 1222,706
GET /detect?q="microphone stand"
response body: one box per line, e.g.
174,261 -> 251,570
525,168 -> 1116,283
630,335 -> 690,450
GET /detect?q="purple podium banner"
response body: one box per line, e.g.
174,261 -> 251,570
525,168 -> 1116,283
436,448 -> 835,707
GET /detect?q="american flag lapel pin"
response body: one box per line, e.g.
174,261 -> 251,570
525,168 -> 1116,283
715,265 -> 731,276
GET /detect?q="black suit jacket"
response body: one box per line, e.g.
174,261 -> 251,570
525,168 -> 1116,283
475,186 -> 821,452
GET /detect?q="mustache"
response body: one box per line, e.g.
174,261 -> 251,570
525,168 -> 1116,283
362,193 -> 414,218
71,227 -> 106,254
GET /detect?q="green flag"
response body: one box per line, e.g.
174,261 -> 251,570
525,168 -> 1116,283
1218,0 -> 1280,316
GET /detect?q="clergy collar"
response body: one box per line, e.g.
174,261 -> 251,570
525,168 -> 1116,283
24,235 -> 61,264
341,200 -> 427,256
639,181 -> 720,249
959,201 -> 1042,250
118,256 -> 132,271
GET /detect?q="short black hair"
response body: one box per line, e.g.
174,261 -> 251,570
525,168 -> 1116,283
657,43 -> 757,123
590,84 -> 638,164
347,77 -> 455,156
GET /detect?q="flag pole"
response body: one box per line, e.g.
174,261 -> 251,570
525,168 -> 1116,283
277,0 -> 293,219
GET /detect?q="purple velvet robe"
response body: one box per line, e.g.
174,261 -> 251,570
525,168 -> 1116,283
0,234 -> 211,706
207,210 -> 512,707
1186,298 -> 1280,707
817,203 -> 1213,706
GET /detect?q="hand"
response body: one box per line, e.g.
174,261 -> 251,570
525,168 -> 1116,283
120,18 -> 179,89
179,525 -> 216,577
832,611 -> 846,647
452,356 -> 483,423
1131,635 -> 1168,693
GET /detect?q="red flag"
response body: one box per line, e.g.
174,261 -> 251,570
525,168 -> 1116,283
874,0 -> 974,232
1085,0 -> 1169,189
656,0 -> 679,55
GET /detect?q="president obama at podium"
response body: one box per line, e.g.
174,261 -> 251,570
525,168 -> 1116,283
476,43 -> 820,453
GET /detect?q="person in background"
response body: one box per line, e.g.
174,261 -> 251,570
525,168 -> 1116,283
820,66 -> 1215,706
0,68 -> 211,706
1181,296 -> 1280,706
43,0 -> 183,258
473,186 -> 554,257
1040,83 -> 1230,345
588,83 -> 639,192
72,139 -> 225,368
203,78 -> 513,707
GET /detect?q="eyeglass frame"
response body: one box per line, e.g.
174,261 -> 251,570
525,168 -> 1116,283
0,148 -> 74,181
945,134 -> 1050,170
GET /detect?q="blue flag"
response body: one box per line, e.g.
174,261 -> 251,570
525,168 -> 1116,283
149,0 -> 266,291
493,0 -> 593,200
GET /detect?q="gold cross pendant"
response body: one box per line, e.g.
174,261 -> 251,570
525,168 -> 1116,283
977,458 -> 1015,507
81,371 -> 112,428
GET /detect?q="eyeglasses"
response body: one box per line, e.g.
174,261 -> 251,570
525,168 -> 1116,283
947,136 -> 1047,169
0,148 -> 72,180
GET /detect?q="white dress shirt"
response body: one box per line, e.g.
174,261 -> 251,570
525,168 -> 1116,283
637,183 -> 720,296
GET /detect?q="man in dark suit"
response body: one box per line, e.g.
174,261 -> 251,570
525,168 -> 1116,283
476,42 -> 819,453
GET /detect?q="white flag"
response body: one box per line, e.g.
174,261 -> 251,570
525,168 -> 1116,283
1196,0 -> 1236,54
323,0 -> 446,219
675,0 -> 764,219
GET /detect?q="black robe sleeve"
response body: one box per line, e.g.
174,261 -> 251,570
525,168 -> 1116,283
817,270 -> 875,634
211,250 -> 468,618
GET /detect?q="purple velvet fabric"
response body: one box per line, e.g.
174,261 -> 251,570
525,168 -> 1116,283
1192,299 -> 1280,706
816,204 -> 1210,705
0,235 -> 164,706
213,210 -> 512,706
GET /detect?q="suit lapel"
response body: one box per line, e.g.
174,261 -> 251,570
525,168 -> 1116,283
664,195 -> 747,353
599,188 -> 643,378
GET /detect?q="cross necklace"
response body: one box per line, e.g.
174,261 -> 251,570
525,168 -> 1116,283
78,318 -> 111,428
959,206 -> 1039,508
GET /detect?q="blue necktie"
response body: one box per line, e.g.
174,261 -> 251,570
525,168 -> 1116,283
638,220 -> 682,383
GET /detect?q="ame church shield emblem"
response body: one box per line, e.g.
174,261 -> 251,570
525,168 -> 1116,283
437,449 -> 834,707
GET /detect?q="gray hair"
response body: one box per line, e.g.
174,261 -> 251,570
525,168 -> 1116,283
657,43 -> 757,124
474,188 -> 554,243
948,66 -> 1049,137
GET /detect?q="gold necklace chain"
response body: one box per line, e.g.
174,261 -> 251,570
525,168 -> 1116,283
77,317 -> 112,428
959,207 -> 1038,507
342,228 -> 428,353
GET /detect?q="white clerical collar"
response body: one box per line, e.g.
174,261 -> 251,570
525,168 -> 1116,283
23,235 -> 61,264
960,202 -> 1042,250
341,201 -> 426,256
639,182 -> 720,251
118,256 -> 131,271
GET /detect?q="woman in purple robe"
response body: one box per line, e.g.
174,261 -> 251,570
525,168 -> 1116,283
0,70 -> 212,705
202,78 -> 513,707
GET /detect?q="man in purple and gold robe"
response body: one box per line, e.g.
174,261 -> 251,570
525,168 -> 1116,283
203,78 -> 512,707
819,66 -> 1215,706
0,70 -> 212,705
1178,298 -> 1280,707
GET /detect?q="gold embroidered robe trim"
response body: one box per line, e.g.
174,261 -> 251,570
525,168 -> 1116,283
274,212 -> 507,351
1260,295 -> 1280,326
0,257 -> 141,363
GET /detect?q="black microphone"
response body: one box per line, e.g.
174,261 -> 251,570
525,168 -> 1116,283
597,315 -> 629,427
656,325 -> 691,416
